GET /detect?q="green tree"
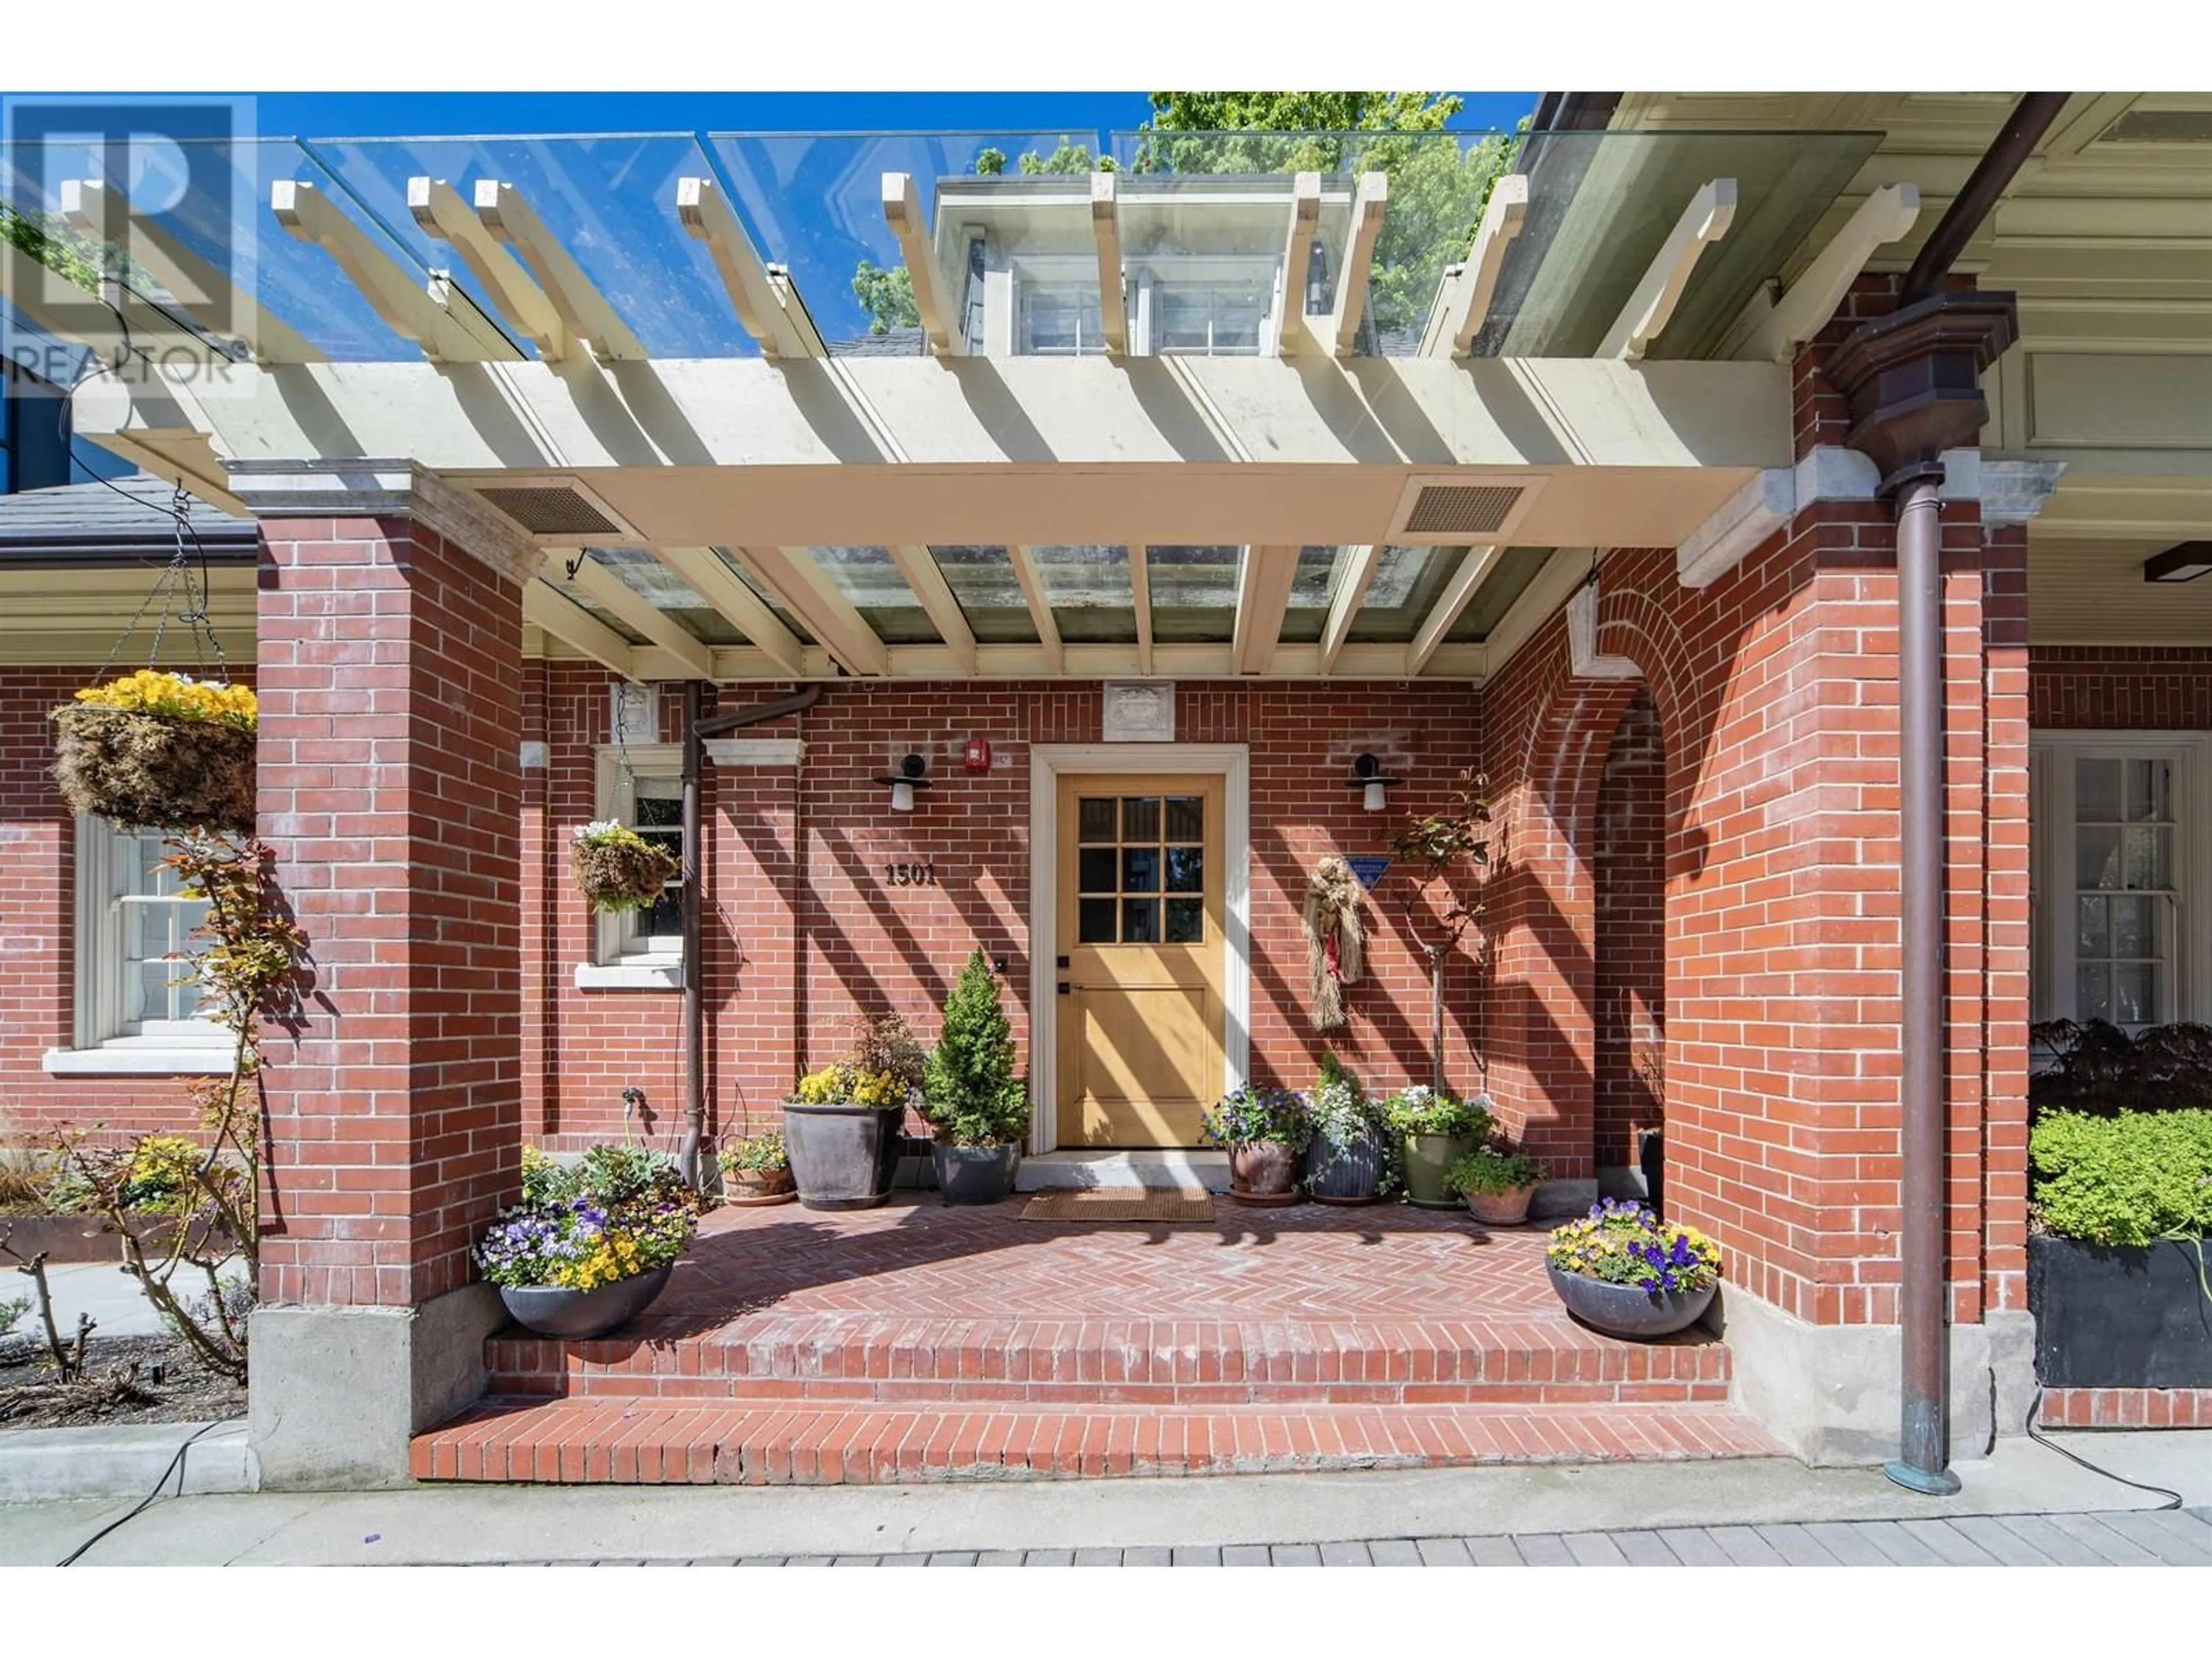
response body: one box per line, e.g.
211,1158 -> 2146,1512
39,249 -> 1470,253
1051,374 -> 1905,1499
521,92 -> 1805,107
921,950 -> 1030,1147
851,256 -> 918,336
1,203 -> 103,294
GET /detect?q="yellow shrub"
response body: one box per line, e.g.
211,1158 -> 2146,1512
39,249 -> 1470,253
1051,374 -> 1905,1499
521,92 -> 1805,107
75,670 -> 257,732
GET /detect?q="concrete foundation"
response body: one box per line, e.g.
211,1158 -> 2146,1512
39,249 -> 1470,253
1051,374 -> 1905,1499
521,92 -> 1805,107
248,1284 -> 502,1490
1717,1285 -> 2039,1468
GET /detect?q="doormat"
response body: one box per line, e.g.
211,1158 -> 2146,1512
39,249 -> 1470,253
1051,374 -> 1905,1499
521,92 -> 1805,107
1020,1185 -> 1216,1223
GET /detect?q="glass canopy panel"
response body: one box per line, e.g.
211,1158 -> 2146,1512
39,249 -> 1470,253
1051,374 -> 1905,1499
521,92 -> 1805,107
1344,545 -> 1464,643
1281,544 -> 1342,643
546,583 -> 648,646
1031,544 -> 1135,642
808,546 -> 941,645
715,549 -> 816,645
304,134 -> 749,359
1146,544 -> 1242,642
1469,128 -> 1882,359
703,134 -> 1109,356
584,546 -> 748,646
929,545 -> 1039,643
1445,546 -> 1556,642
0,135 -> 486,362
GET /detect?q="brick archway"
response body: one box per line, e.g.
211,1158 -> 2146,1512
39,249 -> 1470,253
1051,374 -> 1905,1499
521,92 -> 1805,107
1593,686 -> 1666,1190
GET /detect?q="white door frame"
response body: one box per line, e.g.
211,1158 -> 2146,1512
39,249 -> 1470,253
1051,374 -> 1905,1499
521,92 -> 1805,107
1027,743 -> 1251,1155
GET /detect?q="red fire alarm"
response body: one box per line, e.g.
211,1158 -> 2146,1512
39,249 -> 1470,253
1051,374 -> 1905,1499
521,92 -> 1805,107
963,736 -> 993,774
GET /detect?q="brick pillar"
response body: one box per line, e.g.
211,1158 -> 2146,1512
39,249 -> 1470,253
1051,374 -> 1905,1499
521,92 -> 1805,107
247,497 -> 532,1488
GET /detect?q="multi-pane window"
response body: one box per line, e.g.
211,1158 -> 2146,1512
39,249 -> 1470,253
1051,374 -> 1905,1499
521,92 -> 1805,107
2069,756 -> 2176,1027
74,819 -> 219,1047
1076,794 -> 1206,946
1019,283 -> 1105,356
627,781 -> 685,943
590,746 -> 686,976
1151,279 -> 1270,356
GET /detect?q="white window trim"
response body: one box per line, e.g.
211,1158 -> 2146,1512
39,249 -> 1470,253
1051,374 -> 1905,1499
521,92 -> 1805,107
576,743 -> 686,992
43,816 -> 230,1077
2029,729 -> 2212,1028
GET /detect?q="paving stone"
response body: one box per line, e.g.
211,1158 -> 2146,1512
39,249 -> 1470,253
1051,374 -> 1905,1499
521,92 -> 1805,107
1022,1550 -> 1076,1566
1562,1532 -> 1630,1566
1987,1514 -> 2110,1567
1367,1539 -> 1422,1566
1172,1546 -> 1222,1566
1270,1544 -> 1323,1566
1852,1521 -> 1946,1566
1122,1546 -> 1172,1567
1073,1548 -> 1122,1566
1751,1523 -> 1839,1566
2047,1512 -> 2162,1566
1460,1536 -> 1525,1566
2092,1509 -> 2212,1565
1512,1533 -> 1575,1566
1705,1524 -> 1787,1566
1609,1532 -> 1680,1566
831,1555 -> 882,1566
2140,1509 -> 2212,1556
735,1556 -> 785,1566
1944,1516 -> 2057,1565
1319,1540 -> 1374,1566
880,1554 -> 932,1566
783,1555 -> 835,1567
1653,1527 -> 1733,1566
1414,1537 -> 1475,1566
1222,1545 -> 1273,1566
1895,1518 -> 1999,1566
925,1551 -> 978,1567
975,1551 -> 1025,1566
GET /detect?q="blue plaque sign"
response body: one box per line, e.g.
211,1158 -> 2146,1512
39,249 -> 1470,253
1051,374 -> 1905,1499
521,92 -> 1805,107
1345,855 -> 1392,892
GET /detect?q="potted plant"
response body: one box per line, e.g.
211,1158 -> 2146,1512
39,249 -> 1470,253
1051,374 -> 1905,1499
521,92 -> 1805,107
919,950 -> 1031,1206
1449,1139 -> 1546,1225
50,669 -> 257,835
782,1014 -> 926,1211
2027,1107 -> 2212,1390
1202,1085 -> 1312,1206
717,1130 -> 794,1206
1382,1086 -> 1491,1209
477,1144 -> 699,1339
1544,1198 -> 1722,1339
1302,1051 -> 1391,1206
571,819 -> 680,913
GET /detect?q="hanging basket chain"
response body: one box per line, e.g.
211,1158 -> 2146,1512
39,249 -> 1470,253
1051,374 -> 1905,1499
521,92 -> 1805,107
89,483 -> 234,689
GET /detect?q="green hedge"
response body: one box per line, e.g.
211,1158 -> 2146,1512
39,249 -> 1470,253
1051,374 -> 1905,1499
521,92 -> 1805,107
2028,1109 -> 2212,1246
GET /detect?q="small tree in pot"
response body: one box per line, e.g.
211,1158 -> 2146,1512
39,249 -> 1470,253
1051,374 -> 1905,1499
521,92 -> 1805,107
1203,1085 -> 1312,1206
920,950 -> 1032,1205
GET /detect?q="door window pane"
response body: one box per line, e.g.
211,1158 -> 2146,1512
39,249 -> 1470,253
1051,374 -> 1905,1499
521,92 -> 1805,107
1122,899 -> 1160,942
1071,786 -> 1208,944
1165,899 -> 1205,943
1165,796 -> 1204,840
1165,846 -> 1204,893
1121,797 -> 1160,841
1078,848 -> 1117,893
1078,899 -> 1117,944
1078,798 -> 1118,843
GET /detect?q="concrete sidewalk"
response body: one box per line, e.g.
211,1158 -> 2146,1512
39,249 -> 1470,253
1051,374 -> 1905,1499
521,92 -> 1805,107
1,1431 -> 2203,1566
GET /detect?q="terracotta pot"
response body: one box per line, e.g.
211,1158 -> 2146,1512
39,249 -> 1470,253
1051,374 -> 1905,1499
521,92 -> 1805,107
1228,1141 -> 1301,1200
1464,1184 -> 1536,1226
725,1166 -> 794,1198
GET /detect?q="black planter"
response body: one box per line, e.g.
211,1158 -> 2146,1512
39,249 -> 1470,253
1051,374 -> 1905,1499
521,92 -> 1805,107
931,1142 -> 1021,1206
2029,1232 -> 2212,1388
782,1101 -> 906,1210
1304,1123 -> 1387,1204
497,1263 -> 674,1340
1546,1263 -> 1715,1340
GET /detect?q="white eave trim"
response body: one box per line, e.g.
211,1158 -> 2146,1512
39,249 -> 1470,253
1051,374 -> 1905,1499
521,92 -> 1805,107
703,737 -> 804,768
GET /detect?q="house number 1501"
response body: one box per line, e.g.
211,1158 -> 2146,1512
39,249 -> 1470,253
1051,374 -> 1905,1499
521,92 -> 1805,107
884,861 -> 937,887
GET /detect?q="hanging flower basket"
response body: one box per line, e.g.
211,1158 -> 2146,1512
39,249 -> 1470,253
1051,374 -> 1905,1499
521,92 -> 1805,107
572,820 -> 679,913
51,672 -> 258,836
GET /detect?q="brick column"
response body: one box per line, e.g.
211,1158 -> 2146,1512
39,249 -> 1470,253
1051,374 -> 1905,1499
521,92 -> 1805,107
246,490 -> 533,1488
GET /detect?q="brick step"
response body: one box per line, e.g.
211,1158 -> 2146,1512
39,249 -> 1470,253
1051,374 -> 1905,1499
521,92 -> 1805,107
412,1397 -> 1786,1486
486,1316 -> 1730,1408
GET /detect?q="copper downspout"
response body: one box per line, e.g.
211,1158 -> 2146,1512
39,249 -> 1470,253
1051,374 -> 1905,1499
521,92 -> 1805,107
677,682 -> 823,1188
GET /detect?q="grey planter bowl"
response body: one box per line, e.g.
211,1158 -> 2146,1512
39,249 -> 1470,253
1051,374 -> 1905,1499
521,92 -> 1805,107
783,1100 -> 906,1210
931,1141 -> 1021,1206
1546,1263 -> 1715,1340
1304,1123 -> 1388,1203
497,1263 -> 674,1340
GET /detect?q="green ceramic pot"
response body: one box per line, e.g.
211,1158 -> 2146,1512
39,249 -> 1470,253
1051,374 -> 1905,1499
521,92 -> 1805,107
1402,1131 -> 1476,1209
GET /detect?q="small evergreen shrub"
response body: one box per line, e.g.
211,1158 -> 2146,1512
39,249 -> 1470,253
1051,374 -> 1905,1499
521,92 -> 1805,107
2029,1108 -> 2212,1246
1449,1141 -> 1544,1196
921,951 -> 1031,1147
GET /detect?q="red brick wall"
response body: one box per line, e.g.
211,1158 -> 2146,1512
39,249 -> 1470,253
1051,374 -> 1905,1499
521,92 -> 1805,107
2029,647 -> 2212,731
1593,686 -> 1665,1172
255,518 -> 522,1308
0,666 -> 251,1142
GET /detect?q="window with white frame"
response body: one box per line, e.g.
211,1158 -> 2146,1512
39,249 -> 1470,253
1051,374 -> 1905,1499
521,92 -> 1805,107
583,745 -> 687,988
1017,279 -> 1105,357
53,817 -> 227,1067
2030,733 -> 2212,1030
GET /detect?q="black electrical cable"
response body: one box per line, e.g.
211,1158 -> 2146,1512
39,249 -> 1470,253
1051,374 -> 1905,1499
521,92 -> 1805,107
2024,1385 -> 2184,1511
54,1411 -> 247,1566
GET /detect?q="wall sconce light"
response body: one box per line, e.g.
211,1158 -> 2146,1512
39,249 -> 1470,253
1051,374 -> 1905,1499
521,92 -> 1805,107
875,752 -> 931,812
2145,541 -> 2212,584
1346,752 -> 1400,813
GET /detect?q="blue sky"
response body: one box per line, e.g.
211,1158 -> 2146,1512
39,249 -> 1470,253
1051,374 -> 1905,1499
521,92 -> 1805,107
248,91 -> 1539,140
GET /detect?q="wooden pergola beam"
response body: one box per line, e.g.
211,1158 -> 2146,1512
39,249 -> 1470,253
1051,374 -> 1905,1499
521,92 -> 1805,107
409,176 -> 570,360
523,577 -> 637,679
1090,172 -> 1127,357
1406,546 -> 1501,675
881,172 -> 964,357
1129,543 -> 1154,676
1425,174 -> 1528,358
272,179 -> 520,363
1006,545 -> 1064,674
888,545 -> 979,675
1276,172 -> 1323,357
473,179 -> 648,362
737,546 -> 892,677
1725,182 -> 1921,362
1599,178 -> 1738,363
560,555 -> 715,679
1317,543 -> 1384,674
676,175 -> 825,359
1232,544 -> 1299,674
1327,173 -> 1389,358
648,546 -> 806,676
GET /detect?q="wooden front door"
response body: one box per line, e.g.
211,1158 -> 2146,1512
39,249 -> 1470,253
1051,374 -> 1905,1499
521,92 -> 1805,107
1056,774 -> 1226,1147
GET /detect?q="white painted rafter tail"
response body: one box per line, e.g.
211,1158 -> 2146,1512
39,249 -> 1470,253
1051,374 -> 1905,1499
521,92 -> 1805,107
738,546 -> 892,677
1317,544 -> 1384,675
524,577 -> 637,679
1407,546 -> 1499,675
1275,173 -> 1322,358
888,545 -> 980,675
1006,545 -> 1065,674
1090,173 -> 1127,357
1601,179 -> 1738,363
271,179 -> 520,363
1232,545 -> 1299,674
408,176 -> 569,359
472,179 -> 647,362
1726,182 -> 1922,363
1431,173 -> 1528,358
881,172 -> 964,358
1130,543 -> 1154,676
62,178 -> 322,365
677,176 -> 823,359
648,546 -> 806,676
562,555 -> 715,679
1328,173 -> 1389,358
